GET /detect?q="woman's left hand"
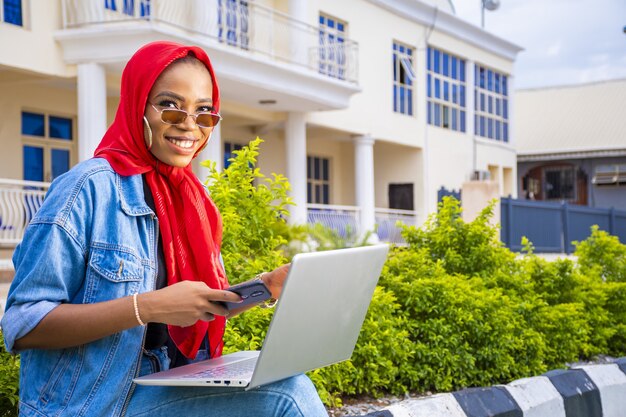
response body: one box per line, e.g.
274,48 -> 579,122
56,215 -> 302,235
260,264 -> 290,300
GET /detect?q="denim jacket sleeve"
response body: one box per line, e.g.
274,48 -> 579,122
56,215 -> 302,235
1,221 -> 86,353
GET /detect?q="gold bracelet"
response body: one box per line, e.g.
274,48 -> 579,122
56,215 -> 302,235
133,293 -> 146,326
255,272 -> 278,309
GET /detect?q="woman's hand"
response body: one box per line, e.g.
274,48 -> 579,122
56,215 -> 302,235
260,264 -> 290,300
139,281 -> 242,327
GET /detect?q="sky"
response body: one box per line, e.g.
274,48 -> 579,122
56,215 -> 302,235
452,0 -> 626,90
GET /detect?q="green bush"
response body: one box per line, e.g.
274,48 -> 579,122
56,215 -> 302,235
0,331 -> 19,417
202,137 -> 292,283
575,225 -> 626,283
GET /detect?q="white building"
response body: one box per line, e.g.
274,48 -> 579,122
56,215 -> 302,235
0,0 -> 521,259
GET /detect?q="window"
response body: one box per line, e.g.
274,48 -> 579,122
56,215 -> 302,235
474,65 -> 509,142
393,42 -> 415,116
21,111 -> 75,182
2,0 -> 23,26
223,142 -> 244,169
544,166 -> 575,200
105,0 -> 150,17
388,183 -> 414,211
427,47 -> 466,132
307,156 -> 330,204
218,0 -> 249,49
319,13 -> 347,80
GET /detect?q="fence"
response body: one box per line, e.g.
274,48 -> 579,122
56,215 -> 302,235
0,179 -> 50,247
501,197 -> 626,254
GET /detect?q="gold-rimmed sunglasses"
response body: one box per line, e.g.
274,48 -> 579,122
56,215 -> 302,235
150,104 -> 222,128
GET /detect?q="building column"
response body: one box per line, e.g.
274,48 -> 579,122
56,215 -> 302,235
354,135 -> 378,240
288,0 -> 308,66
286,112 -> 307,224
193,122 -> 222,183
77,63 -> 107,162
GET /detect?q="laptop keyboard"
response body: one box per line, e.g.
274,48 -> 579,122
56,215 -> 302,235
183,358 -> 256,379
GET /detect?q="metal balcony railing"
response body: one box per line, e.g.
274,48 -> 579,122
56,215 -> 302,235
307,204 -> 418,245
375,208 -> 418,244
61,0 -> 359,84
0,179 -> 50,247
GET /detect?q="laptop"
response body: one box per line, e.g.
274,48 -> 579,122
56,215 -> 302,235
133,244 -> 389,390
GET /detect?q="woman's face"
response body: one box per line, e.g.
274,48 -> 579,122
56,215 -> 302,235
144,61 -> 215,168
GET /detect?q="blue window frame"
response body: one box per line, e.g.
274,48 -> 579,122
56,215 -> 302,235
22,111 -> 74,182
393,41 -> 414,116
307,156 -> 330,204
319,13 -> 347,80
218,0 -> 249,49
23,146 -> 43,182
3,0 -> 23,26
474,64 -> 509,142
223,142 -> 243,169
427,47 -> 466,132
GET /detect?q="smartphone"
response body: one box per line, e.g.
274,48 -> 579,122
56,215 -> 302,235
220,280 -> 272,311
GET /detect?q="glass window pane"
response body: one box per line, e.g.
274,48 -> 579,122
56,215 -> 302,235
460,60 -> 465,82
451,56 -> 457,79
322,158 -> 329,181
460,85 -> 466,107
434,78 -> 441,98
488,118 -> 493,138
495,73 -> 500,93
487,70 -> 493,91
495,120 -> 501,140
22,112 -> 45,136
315,184 -> 322,203
23,146 -> 44,182
51,149 -> 70,180
503,123 -> 509,142
442,53 -> 449,77
451,108 -> 457,130
460,111 -> 466,132
480,93 -> 485,111
480,116 -> 486,136
49,116 -> 73,140
427,47 -> 432,70
434,103 -> 441,126
434,49 -> 440,73
503,76 -> 508,96
451,84 -> 457,104
307,156 -> 312,179
427,102 -> 432,124
442,106 -> 449,128
503,99 -> 508,119
322,184 -> 329,204
443,81 -> 449,101
4,0 -> 23,26
314,157 -> 320,180
427,74 -> 432,98
307,182 -> 312,204
407,89 -> 413,115
488,96 -> 493,114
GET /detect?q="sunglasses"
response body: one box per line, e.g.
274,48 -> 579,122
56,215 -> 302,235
150,104 -> 222,128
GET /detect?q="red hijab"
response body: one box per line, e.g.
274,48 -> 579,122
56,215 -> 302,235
95,41 -> 228,359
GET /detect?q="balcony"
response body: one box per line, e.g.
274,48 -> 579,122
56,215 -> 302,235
57,0 -> 360,111
0,179 -> 50,247
307,204 -> 418,245
0,178 -> 416,248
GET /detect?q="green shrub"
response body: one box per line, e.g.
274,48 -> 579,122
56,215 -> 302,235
575,225 -> 626,283
0,331 -> 19,417
202,137 -> 292,283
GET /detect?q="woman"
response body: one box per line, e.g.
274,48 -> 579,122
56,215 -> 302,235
1,41 -> 327,417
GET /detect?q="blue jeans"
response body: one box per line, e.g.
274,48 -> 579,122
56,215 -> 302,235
125,348 -> 328,417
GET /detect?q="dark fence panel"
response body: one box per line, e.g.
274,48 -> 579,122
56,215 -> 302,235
501,198 -> 626,254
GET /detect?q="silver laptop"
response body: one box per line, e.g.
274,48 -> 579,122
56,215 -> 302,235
133,244 -> 389,390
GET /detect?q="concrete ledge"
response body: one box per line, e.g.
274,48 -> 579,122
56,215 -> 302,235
360,359 -> 626,417
573,364 -> 626,417
544,369 -> 602,417
453,386 -> 522,417
383,393 -> 466,417
503,376 -> 565,417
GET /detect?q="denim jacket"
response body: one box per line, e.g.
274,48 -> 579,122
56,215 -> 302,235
2,158 -> 159,417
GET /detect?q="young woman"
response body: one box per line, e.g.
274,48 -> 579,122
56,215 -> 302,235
1,41 -> 327,417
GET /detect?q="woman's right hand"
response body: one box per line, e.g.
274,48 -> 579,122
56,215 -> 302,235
139,281 -> 242,327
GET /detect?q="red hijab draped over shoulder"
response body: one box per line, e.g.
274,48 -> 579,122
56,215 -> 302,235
94,41 -> 228,359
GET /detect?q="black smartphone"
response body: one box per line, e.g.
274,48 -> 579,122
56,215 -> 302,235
220,280 -> 272,311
